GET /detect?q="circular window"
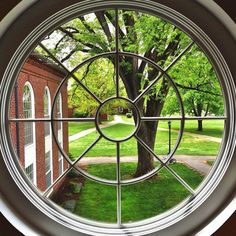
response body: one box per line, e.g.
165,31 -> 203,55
1,1 -> 236,235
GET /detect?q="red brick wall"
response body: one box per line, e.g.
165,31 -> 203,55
10,56 -> 69,191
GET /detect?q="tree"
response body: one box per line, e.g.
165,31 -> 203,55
164,46 -> 224,131
40,10 -> 219,177
68,58 -> 119,117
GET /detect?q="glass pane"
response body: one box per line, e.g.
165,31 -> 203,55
24,122 -> 33,146
25,164 -> 34,182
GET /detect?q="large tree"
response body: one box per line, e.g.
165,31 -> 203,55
41,10 -> 217,177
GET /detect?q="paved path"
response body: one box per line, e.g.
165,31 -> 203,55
77,155 -> 215,175
69,115 -> 135,142
69,115 -> 221,143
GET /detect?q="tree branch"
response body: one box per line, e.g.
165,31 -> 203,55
104,11 -> 125,38
95,11 -> 113,44
71,61 -> 94,100
78,16 -> 96,34
175,82 -> 221,96
58,27 -> 103,52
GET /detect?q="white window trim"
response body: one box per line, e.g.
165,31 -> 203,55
57,92 -> 63,175
44,86 -> 53,189
23,81 -> 37,186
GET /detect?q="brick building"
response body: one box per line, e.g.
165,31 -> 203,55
10,53 -> 68,192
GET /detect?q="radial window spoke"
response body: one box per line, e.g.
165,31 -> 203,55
135,135 -> 164,165
164,165 -> 195,195
72,135 -> 103,166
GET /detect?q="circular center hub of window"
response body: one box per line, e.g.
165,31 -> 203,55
96,98 -> 140,142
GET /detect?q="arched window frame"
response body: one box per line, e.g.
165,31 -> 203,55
23,81 -> 36,185
43,86 -> 53,189
57,93 -> 63,176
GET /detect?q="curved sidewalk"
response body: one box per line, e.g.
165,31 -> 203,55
77,155 -> 215,175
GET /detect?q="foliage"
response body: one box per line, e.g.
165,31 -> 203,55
164,46 -> 224,118
39,9 -> 224,174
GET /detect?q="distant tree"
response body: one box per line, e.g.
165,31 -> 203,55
163,46 -> 223,131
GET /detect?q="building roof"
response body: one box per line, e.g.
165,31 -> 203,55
29,52 -> 67,76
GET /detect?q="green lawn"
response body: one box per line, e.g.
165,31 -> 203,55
101,123 -> 136,140
120,116 -> 224,138
69,123 -> 221,159
68,122 -> 95,136
73,162 -> 204,223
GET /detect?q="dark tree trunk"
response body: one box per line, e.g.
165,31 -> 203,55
133,97 -> 165,177
197,120 -> 203,131
134,122 -> 157,177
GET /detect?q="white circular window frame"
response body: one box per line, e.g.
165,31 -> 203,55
0,1 -> 236,235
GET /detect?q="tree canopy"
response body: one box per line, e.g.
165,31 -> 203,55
38,9 -> 224,176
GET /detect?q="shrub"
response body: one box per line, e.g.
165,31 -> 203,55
73,111 -> 88,118
126,112 -> 132,118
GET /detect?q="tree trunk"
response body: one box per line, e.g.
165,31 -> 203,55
197,120 -> 203,131
134,121 -> 157,177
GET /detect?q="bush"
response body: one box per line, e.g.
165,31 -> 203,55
126,112 -> 132,118
73,111 -> 88,118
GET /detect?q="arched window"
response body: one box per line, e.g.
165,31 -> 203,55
57,93 -> 63,176
43,87 -> 50,136
23,82 -> 36,185
44,87 -> 53,189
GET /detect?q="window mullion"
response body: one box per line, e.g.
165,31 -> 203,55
115,8 -> 120,98
116,142 -> 122,226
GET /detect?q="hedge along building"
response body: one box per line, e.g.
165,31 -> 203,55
10,52 -> 69,192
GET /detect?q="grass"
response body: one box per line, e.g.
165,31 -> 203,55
159,120 -> 224,138
73,162 -> 204,223
69,123 -> 221,159
101,123 -> 136,140
68,122 -> 95,136
120,116 -> 224,138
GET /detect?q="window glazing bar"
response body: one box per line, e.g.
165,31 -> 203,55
134,41 -> 195,104
43,167 -> 72,197
38,43 -> 102,104
115,8 -> 120,98
9,117 -> 96,122
141,116 -> 227,121
135,135 -> 164,164
116,142 -> 122,226
165,166 -> 195,195
72,135 -> 102,166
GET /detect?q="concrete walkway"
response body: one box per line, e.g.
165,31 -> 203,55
77,155 -> 215,175
69,115 -> 222,143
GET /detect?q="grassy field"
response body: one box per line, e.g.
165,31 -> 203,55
73,162 -> 204,223
68,122 -> 95,136
69,123 -> 221,159
121,116 -> 224,138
